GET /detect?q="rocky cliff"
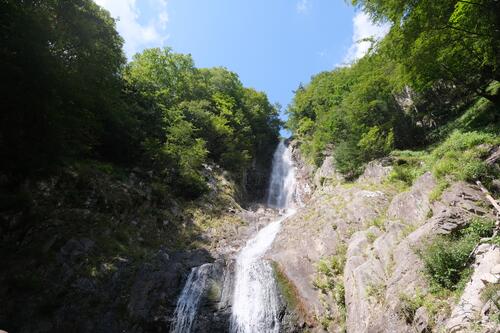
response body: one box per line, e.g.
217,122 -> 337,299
270,143 -> 500,333
0,162 -> 271,332
2,142 -> 498,333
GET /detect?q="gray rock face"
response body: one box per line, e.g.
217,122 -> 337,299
446,245 -> 500,333
270,151 -> 498,333
313,156 -> 344,188
386,171 -> 436,226
289,140 -> 314,205
269,160 -> 394,327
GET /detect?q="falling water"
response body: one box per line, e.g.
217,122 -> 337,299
267,140 -> 297,209
230,139 -> 297,333
170,264 -> 213,333
170,140 -> 297,333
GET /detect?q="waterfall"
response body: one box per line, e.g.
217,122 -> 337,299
170,139 -> 297,333
230,139 -> 297,333
267,140 -> 297,209
170,264 -> 213,333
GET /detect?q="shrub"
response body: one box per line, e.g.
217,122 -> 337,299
420,217 -> 495,291
398,291 -> 450,326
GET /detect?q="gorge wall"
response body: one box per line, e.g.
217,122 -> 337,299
269,141 -> 500,333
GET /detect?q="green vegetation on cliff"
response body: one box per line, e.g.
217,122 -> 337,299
287,0 -> 500,181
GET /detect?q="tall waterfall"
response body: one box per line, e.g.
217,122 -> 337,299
170,264 -> 213,333
230,139 -> 297,333
170,140 -> 297,333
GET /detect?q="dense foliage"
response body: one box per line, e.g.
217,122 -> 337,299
287,0 -> 499,178
0,0 -> 280,198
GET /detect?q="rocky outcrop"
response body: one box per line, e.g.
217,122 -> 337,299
446,244 -> 500,333
270,148 -> 499,333
0,164 -> 251,333
269,157 -> 396,330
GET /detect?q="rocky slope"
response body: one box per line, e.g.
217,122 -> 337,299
0,162 -> 275,332
269,143 -> 500,333
2,142 -> 498,333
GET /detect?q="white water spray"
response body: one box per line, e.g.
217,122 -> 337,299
170,264 -> 213,333
267,140 -> 297,209
230,140 -> 297,333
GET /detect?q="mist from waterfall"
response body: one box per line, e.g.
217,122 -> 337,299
230,139 -> 297,333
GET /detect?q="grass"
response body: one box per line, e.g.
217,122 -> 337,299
366,231 -> 377,243
366,282 -> 386,304
312,244 -> 347,330
389,129 -> 500,192
481,283 -> 500,324
367,213 -> 387,231
398,290 -> 450,326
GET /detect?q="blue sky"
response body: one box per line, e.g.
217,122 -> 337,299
94,0 -> 389,132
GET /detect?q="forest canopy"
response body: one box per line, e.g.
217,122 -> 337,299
0,0 -> 280,198
287,0 -> 499,178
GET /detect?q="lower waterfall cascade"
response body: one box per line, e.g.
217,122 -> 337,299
170,264 -> 214,333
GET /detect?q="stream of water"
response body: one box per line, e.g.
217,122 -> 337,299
170,263 -> 214,333
170,140 -> 297,333
230,140 -> 297,333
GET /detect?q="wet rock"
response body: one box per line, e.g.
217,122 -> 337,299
128,249 -> 213,330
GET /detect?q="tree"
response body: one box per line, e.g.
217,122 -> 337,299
0,0 -> 125,178
353,0 -> 500,104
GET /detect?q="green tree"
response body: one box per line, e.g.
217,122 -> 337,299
353,0 -> 500,105
0,0 -> 125,179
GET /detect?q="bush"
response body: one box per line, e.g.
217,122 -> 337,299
420,218 -> 495,291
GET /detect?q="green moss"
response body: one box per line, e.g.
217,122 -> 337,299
272,261 -> 302,311
206,282 -> 221,303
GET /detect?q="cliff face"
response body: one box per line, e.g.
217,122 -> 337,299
270,144 -> 500,333
0,162 -> 260,332
2,142 -> 498,333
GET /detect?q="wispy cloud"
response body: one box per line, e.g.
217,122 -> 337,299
343,12 -> 390,64
94,0 -> 169,59
296,0 -> 310,14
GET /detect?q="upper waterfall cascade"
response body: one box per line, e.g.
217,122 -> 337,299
267,140 -> 297,209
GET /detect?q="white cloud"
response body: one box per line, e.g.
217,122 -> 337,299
343,12 -> 390,64
94,0 -> 169,59
296,0 -> 310,14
